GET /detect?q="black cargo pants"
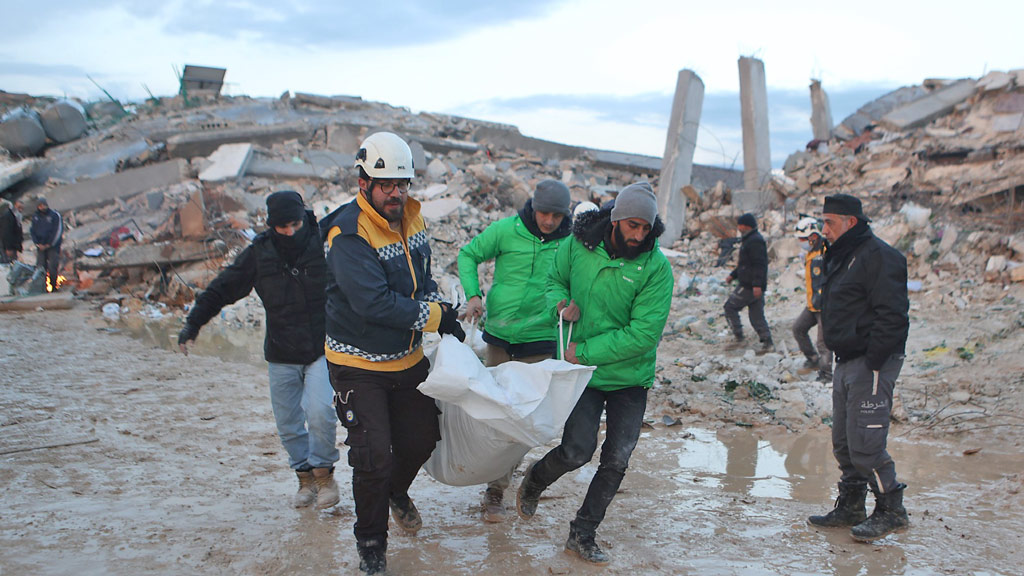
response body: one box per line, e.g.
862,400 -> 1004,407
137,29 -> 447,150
328,357 -> 440,543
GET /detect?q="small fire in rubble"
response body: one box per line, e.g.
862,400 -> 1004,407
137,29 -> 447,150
46,275 -> 67,293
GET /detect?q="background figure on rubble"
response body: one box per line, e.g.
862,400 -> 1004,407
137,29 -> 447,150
457,178 -> 572,523
320,131 -> 464,575
516,182 -> 673,566
792,216 -> 832,381
0,198 -> 24,263
723,212 -> 773,352
808,193 -> 910,542
177,190 -> 340,511
29,197 -> 62,289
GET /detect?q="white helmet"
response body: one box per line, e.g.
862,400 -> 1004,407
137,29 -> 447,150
355,132 -> 414,179
795,216 -> 822,239
573,201 -> 599,218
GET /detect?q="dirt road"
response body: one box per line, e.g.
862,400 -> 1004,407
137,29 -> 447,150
2,309 -> 1022,575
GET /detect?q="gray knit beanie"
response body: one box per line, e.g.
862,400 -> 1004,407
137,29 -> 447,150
611,182 -> 658,224
532,179 -> 571,215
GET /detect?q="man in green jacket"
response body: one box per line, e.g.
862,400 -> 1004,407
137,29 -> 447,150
515,182 -> 674,566
458,179 -> 572,522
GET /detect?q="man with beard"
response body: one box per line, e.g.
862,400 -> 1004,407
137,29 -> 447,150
723,213 -> 774,352
807,193 -> 910,542
320,132 -> 464,575
29,197 -> 63,289
457,178 -> 572,523
178,190 -> 340,510
515,182 -> 674,565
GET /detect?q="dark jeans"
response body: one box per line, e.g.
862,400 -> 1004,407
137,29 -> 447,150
328,357 -> 440,543
531,386 -> 648,536
831,354 -> 904,493
792,308 -> 831,369
723,285 -> 772,343
37,246 -> 60,287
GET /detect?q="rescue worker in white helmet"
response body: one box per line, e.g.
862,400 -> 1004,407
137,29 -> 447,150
319,131 -> 464,575
792,216 -> 831,381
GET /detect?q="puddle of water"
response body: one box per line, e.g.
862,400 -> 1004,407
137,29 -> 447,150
113,315 -> 265,365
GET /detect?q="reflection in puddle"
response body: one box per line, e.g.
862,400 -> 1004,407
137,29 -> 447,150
674,427 -> 831,501
115,315 -> 264,365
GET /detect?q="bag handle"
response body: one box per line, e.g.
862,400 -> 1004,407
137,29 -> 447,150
558,308 -> 574,361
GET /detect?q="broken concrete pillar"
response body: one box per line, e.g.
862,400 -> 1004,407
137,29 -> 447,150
738,57 -> 772,192
809,80 -> 833,141
658,69 -> 704,243
0,108 -> 46,156
40,100 -> 88,143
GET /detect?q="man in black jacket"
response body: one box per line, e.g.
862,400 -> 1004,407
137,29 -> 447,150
178,191 -> 340,510
807,194 -> 910,542
30,197 -> 62,289
723,213 -> 773,352
0,199 -> 24,263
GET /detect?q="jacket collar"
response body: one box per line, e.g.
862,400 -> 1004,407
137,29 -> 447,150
572,204 -> 665,257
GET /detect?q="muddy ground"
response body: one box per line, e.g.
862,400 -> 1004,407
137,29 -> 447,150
1,293 -> 1023,575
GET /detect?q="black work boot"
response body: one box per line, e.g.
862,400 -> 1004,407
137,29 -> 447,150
516,461 -> 546,520
851,483 -> 910,542
565,529 -> 610,565
808,481 -> 868,527
356,537 -> 387,575
389,493 -> 422,534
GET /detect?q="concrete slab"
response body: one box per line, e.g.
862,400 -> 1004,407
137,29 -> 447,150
198,143 -> 253,182
245,158 -> 327,179
0,292 -> 75,312
0,158 -> 43,193
879,79 -> 977,131
659,69 -> 704,242
46,159 -> 190,213
77,241 -> 213,270
419,197 -> 462,220
991,113 -> 1023,132
165,122 -> 311,158
303,150 -> 355,174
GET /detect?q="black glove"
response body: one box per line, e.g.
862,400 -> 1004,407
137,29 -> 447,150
178,322 -> 200,346
438,305 -> 466,342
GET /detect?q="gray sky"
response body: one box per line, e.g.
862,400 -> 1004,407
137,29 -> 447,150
2,0 -> 1021,167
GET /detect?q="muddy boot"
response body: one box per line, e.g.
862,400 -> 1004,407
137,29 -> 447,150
851,484 -> 909,542
564,529 -> 610,566
808,481 -> 868,527
516,461 -> 546,520
482,486 -> 506,523
389,493 -> 422,534
756,339 -> 775,355
293,470 -> 317,508
312,467 -> 340,509
356,537 -> 387,575
723,336 -> 745,351
817,368 -> 833,383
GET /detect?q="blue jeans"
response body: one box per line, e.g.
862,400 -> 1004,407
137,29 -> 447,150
267,356 -> 340,470
531,386 -> 648,535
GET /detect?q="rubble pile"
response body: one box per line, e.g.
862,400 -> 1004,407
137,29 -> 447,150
2,80 -> 1022,434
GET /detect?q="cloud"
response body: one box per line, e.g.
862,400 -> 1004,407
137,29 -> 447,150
0,62 -> 89,78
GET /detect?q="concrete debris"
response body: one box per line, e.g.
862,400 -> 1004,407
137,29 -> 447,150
0,158 -> 42,193
46,159 -> 191,213
879,79 -> 977,131
198,143 -> 253,182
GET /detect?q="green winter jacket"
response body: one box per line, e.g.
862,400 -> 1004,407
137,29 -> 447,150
547,208 -> 674,391
458,207 -> 570,345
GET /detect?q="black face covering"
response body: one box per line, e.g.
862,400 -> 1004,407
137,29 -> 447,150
271,220 -> 310,265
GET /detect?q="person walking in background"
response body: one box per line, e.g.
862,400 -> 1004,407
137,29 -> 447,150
723,212 -> 773,352
792,216 -> 832,381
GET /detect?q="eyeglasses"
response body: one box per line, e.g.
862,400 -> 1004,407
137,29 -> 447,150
376,180 -> 410,195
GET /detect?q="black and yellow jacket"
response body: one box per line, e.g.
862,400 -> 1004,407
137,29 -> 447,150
804,237 -> 826,312
321,192 -> 445,372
